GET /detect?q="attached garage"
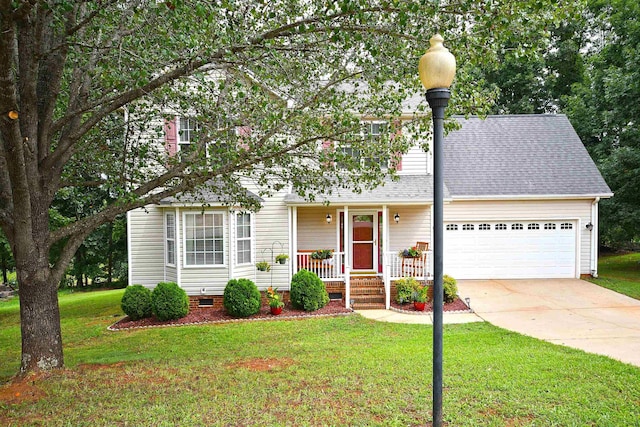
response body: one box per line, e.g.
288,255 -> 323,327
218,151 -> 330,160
443,220 -> 577,279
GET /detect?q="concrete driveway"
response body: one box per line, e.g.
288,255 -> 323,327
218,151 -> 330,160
457,279 -> 640,367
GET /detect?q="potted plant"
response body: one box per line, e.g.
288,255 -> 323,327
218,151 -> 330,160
399,247 -> 422,258
275,254 -> 289,265
266,287 -> 284,315
256,261 -> 271,272
311,249 -> 333,260
412,285 -> 428,311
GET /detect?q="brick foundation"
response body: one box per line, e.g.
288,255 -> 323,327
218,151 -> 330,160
189,291 -> 292,310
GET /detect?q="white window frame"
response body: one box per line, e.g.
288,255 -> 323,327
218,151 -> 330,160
178,116 -> 238,158
178,117 -> 200,151
341,120 -> 390,169
182,211 -> 226,267
165,212 -> 176,267
235,212 -> 253,265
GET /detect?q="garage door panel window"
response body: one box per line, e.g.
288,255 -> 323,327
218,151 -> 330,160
528,223 -> 540,230
462,224 -> 474,231
512,223 -> 523,230
479,224 -> 491,230
446,224 -> 458,231
544,223 -> 556,230
495,223 -> 507,230
561,222 -> 573,230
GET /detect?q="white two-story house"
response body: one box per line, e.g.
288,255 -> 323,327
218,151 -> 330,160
127,112 -> 612,310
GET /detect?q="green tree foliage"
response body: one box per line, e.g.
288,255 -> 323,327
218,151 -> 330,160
563,0 -> 640,247
0,230 -> 14,284
0,0 -> 575,374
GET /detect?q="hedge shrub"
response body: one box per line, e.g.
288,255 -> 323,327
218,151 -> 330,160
443,275 -> 458,303
151,281 -> 189,321
395,277 -> 421,304
290,269 -> 329,311
121,284 -> 153,320
223,278 -> 261,318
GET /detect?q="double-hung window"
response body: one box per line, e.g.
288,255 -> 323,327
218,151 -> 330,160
184,212 -> 224,266
165,212 -> 176,266
236,212 -> 252,264
341,121 -> 390,169
178,117 -> 200,154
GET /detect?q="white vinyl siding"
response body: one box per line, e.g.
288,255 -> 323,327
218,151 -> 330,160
183,212 -> 224,266
127,206 -> 165,287
251,187 -> 291,289
388,205 -> 431,251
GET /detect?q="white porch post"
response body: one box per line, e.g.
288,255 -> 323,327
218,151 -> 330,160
292,206 -> 298,279
382,205 -> 390,309
344,206 -> 350,309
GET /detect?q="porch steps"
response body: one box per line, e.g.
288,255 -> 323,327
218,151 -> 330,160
350,277 -> 385,310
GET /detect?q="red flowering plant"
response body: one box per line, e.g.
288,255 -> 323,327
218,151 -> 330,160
265,287 -> 284,309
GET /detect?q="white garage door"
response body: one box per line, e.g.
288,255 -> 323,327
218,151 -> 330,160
443,221 -> 576,279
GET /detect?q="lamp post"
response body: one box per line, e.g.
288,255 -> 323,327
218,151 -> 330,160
418,34 -> 456,427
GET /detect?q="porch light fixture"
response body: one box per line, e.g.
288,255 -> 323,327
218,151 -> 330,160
326,214 -> 332,224
419,33 -> 456,427
465,297 -> 471,309
394,213 -> 400,223
586,222 -> 593,231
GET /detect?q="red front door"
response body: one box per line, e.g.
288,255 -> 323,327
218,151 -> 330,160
352,214 -> 374,270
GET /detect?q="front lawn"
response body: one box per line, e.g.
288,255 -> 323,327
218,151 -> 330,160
589,252 -> 640,300
1,290 -> 639,426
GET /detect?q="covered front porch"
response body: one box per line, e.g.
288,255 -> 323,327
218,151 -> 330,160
288,204 -> 433,309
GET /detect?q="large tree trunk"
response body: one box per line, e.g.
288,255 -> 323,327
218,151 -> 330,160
17,264 -> 64,374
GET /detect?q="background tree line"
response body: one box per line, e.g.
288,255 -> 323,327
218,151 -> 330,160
478,0 -> 639,249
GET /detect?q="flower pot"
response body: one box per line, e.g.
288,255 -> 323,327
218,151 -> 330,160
413,301 -> 426,311
277,259 -> 286,264
270,306 -> 283,315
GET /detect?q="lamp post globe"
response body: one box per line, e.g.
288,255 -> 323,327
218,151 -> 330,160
418,33 -> 455,427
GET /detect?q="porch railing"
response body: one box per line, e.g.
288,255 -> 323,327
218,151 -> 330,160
384,250 -> 433,280
296,251 -> 345,281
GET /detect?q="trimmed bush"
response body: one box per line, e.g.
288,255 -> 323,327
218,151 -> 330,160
443,275 -> 458,303
223,278 -> 261,318
395,277 -> 421,304
290,269 -> 329,312
121,284 -> 153,320
151,281 -> 189,321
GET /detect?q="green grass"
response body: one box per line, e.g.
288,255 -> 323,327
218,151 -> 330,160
589,252 -> 640,299
2,291 -> 640,426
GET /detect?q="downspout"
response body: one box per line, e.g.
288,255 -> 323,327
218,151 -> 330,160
126,211 -> 132,287
591,197 -> 600,277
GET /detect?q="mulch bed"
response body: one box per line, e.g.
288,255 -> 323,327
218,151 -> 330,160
109,300 -> 353,330
110,298 -> 472,330
390,297 -> 470,314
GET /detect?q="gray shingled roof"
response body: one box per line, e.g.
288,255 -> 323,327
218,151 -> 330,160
160,181 -> 263,205
444,115 -> 612,197
284,175 -> 448,204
